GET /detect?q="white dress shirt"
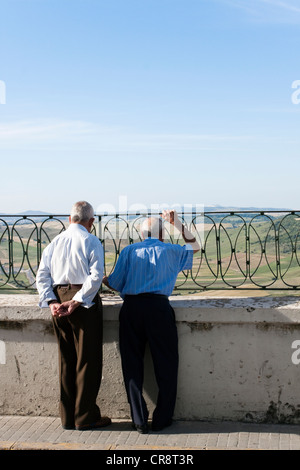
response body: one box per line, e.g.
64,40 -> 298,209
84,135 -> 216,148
36,223 -> 104,308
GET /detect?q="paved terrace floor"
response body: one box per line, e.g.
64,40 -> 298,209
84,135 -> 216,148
1,415 -> 300,451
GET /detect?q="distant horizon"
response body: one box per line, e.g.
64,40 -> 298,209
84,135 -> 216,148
0,204 -> 298,216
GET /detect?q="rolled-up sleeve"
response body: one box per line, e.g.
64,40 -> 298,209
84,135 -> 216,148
179,244 -> 194,271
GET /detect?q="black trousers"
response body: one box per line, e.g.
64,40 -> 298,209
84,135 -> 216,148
52,285 -> 103,428
119,294 -> 179,428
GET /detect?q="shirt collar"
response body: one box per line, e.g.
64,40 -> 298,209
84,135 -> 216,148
68,223 -> 89,233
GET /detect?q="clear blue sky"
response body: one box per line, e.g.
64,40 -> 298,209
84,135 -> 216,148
0,0 -> 300,213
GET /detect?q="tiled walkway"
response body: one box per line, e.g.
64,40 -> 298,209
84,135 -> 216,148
1,415 -> 300,450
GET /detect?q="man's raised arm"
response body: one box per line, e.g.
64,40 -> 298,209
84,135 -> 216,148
161,210 -> 200,254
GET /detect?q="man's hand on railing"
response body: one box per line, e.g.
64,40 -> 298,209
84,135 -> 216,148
161,209 -> 180,227
161,210 -> 200,254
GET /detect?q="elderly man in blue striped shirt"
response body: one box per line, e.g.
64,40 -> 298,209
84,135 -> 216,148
103,210 -> 200,434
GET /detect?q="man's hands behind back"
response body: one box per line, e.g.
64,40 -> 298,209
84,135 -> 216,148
50,300 -> 82,317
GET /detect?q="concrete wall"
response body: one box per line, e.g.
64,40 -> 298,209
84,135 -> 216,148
1,294 -> 300,423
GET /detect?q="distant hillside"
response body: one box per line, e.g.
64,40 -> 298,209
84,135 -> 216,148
0,206 -> 296,216
0,211 -> 68,225
203,205 -> 294,213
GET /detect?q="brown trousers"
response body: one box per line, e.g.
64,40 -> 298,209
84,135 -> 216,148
52,285 -> 103,428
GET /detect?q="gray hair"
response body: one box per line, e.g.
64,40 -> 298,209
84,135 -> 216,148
141,217 -> 164,239
70,201 -> 94,223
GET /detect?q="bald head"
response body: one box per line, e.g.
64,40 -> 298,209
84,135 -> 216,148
141,217 -> 164,240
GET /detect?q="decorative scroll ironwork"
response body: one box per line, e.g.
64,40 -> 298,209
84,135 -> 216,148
0,211 -> 300,291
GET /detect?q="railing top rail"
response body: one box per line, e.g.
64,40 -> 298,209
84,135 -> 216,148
0,210 -> 299,218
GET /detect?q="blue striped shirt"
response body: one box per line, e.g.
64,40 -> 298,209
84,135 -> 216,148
107,238 -> 194,298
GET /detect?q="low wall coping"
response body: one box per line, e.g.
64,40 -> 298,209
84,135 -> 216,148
1,294 -> 300,325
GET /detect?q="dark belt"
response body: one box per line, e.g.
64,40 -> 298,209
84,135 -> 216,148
126,293 -> 168,300
56,284 -> 83,289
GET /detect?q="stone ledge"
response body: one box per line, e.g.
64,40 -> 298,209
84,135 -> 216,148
0,294 -> 300,325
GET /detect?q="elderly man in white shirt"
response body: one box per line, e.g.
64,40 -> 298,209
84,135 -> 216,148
36,201 -> 111,431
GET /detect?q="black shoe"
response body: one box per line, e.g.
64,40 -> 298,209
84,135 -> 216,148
151,420 -> 173,432
132,422 -> 149,434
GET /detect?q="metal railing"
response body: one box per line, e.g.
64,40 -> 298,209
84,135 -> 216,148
1,210 -> 300,292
